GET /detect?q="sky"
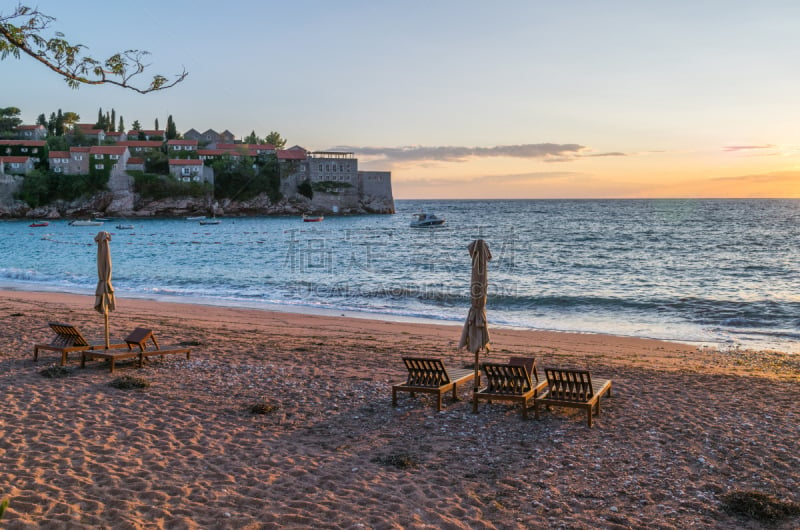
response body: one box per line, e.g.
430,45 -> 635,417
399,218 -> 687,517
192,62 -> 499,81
4,0 -> 800,199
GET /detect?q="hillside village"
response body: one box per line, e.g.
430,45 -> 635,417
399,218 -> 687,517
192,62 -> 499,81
0,123 -> 395,219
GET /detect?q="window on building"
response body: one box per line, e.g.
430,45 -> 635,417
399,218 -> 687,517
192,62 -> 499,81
21,147 -> 28,152
54,167 -> 62,173
95,163 -> 104,169
95,154 -> 104,159
110,155 -> 119,160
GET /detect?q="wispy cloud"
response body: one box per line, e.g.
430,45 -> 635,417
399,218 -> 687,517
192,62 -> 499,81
398,170 -> 582,186
722,144 -> 777,153
329,143 -> 626,164
710,170 -> 800,183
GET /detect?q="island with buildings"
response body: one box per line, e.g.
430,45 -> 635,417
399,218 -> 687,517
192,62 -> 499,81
0,124 -> 395,219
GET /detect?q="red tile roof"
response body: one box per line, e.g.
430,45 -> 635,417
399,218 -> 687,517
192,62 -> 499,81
167,139 -> 198,146
117,141 -> 163,148
277,149 -> 308,160
70,147 -> 91,153
168,159 -> 203,166
15,125 -> 45,130
198,149 -> 227,156
127,157 -> 145,165
90,146 -> 127,155
0,156 -> 32,163
0,140 -> 46,146
49,151 -> 70,158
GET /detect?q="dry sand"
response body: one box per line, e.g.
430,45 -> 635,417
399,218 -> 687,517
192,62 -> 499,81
0,290 -> 798,529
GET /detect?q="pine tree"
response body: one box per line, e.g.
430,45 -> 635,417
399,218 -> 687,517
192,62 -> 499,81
55,108 -> 64,136
166,115 -> 177,140
118,116 -> 125,133
36,113 -> 47,127
110,109 -> 116,132
47,112 -> 56,135
155,117 -> 159,131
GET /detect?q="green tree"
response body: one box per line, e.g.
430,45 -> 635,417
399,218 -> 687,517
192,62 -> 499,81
154,117 -> 159,131
46,134 -> 67,151
54,108 -> 64,135
36,112 -> 46,127
62,111 -> 80,131
118,115 -> 124,133
131,120 -> 141,131
0,5 -> 187,92
109,108 -> 115,132
265,131 -> 287,149
0,106 -> 22,134
243,130 -> 260,145
166,115 -> 177,140
297,179 -> 313,200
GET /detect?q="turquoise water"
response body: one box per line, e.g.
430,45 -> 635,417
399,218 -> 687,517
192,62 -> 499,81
2,199 -> 799,352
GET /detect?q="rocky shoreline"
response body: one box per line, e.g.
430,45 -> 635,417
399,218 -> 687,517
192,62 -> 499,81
0,190 -> 395,220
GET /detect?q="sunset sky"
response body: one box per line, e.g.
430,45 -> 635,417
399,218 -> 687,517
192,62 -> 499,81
4,1 -> 800,199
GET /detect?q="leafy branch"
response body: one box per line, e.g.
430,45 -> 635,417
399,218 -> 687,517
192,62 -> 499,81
0,4 -> 187,93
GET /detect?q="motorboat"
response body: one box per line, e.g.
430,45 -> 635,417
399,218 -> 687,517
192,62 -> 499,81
116,224 -> 135,230
302,214 -> 324,222
93,217 -> 113,222
410,213 -> 445,228
199,218 -> 221,225
29,221 -> 49,227
69,220 -> 103,226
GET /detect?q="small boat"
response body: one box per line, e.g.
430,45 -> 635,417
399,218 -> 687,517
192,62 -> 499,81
93,217 -> 113,222
69,220 -> 103,226
29,221 -> 49,227
410,213 -> 445,228
302,214 -> 324,222
199,219 -> 221,225
116,224 -> 134,230
186,215 -> 206,221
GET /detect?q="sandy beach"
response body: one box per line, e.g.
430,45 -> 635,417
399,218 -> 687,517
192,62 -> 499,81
0,290 -> 798,529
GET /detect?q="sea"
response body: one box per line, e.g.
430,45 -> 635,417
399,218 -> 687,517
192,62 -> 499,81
2,199 -> 799,353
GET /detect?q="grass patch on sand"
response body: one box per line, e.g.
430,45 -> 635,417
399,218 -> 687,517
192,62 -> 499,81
721,490 -> 800,523
249,398 -> 280,415
109,375 -> 151,390
373,453 -> 418,470
40,365 -> 73,378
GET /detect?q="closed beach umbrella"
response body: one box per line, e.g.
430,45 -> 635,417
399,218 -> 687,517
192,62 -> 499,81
94,231 -> 115,349
459,239 -> 492,391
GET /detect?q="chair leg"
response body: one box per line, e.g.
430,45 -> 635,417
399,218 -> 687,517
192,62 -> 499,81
33,347 -> 39,362
61,351 -> 68,366
392,389 -> 397,407
436,393 -> 443,412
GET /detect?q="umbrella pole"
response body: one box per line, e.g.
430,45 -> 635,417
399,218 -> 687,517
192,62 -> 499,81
473,348 -> 481,393
104,309 -> 110,349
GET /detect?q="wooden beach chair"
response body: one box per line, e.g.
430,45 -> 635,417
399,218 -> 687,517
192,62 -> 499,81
80,327 -> 192,373
533,367 -> 612,427
472,357 -> 547,419
392,357 -> 475,411
33,322 -> 127,365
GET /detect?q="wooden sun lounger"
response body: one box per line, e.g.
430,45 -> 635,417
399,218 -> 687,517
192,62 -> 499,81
392,357 -> 475,411
533,367 -> 613,427
80,327 -> 192,373
33,322 -> 127,365
472,357 -> 547,419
